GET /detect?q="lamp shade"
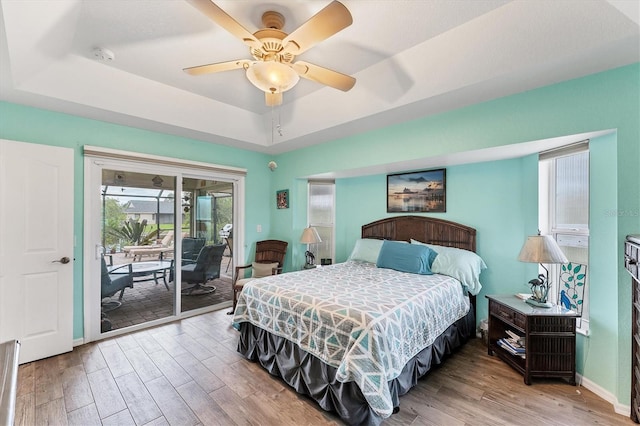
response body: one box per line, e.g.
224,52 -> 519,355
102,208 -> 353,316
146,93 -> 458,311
300,227 -> 321,244
518,235 -> 568,264
246,61 -> 299,94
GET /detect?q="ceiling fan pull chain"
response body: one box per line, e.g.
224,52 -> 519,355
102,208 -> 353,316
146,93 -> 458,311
271,105 -> 275,146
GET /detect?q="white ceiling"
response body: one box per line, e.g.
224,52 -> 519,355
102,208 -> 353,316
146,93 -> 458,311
1,0 -> 638,155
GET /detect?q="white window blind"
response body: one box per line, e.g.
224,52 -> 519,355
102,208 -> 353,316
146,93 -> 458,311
308,181 -> 335,264
540,143 -> 590,334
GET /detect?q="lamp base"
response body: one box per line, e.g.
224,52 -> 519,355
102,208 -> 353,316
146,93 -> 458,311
526,298 -> 553,308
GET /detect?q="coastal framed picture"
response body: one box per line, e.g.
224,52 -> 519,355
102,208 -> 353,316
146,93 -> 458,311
387,168 -> 446,213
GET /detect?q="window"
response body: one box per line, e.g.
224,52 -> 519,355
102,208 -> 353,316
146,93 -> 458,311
539,142 -> 590,334
308,181 -> 335,265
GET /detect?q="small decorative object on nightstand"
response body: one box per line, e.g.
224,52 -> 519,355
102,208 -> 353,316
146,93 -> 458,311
486,294 -> 578,385
518,233 -> 568,308
300,226 -> 321,269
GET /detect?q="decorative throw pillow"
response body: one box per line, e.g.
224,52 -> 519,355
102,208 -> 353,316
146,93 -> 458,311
348,238 -> 384,263
251,262 -> 279,278
411,239 -> 486,295
376,240 -> 435,275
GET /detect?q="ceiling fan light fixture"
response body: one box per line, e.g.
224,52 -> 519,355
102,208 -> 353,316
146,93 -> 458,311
246,61 -> 299,94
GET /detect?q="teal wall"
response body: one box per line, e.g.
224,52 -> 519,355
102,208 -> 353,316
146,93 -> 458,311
274,64 -> 639,407
0,102 -> 273,339
0,63 -> 637,408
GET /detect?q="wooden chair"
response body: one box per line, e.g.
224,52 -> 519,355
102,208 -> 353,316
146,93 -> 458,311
229,240 -> 288,314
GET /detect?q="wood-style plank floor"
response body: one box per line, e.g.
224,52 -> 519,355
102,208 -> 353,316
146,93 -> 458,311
14,308 -> 634,426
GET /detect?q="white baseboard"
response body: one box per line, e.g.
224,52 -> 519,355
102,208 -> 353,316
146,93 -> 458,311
73,338 -> 85,347
578,373 -> 631,417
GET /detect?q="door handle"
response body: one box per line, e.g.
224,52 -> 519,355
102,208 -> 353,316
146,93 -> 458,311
52,257 -> 71,264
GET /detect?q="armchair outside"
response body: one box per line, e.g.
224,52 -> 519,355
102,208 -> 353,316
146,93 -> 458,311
101,257 -> 133,311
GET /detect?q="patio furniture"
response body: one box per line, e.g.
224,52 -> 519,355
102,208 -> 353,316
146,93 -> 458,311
109,260 -> 174,290
129,246 -> 174,261
181,244 -> 225,295
123,230 -> 174,258
224,228 -> 233,273
182,237 -> 206,264
101,256 -> 133,311
219,223 -> 232,238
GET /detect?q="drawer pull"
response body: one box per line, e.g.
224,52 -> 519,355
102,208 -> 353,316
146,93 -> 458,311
499,311 -> 511,319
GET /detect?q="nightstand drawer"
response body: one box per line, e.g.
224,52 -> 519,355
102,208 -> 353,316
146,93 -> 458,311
492,301 -> 526,329
513,311 -> 526,329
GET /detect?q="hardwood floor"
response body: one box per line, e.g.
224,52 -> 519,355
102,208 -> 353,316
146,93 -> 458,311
14,309 -> 633,426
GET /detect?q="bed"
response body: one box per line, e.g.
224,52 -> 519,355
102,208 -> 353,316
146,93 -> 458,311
232,216 -> 485,425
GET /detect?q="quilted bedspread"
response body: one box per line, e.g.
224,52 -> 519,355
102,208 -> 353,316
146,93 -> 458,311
232,260 -> 470,418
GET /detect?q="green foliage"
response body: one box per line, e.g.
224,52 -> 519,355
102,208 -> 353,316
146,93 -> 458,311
107,219 -> 158,246
215,196 -> 233,242
216,196 -> 232,225
103,198 -> 126,247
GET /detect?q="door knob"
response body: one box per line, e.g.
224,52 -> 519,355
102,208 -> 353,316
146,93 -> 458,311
52,257 -> 71,264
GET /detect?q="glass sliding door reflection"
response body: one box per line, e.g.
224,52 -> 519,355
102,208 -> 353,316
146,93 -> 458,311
180,177 -> 233,312
100,170 -> 176,332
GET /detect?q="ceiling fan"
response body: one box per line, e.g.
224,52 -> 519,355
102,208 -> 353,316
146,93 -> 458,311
183,0 -> 356,106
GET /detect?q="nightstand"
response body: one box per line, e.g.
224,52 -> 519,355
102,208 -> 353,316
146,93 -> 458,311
486,294 -> 579,385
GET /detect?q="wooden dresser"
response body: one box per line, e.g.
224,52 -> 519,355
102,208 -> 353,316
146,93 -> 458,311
626,235 -> 640,423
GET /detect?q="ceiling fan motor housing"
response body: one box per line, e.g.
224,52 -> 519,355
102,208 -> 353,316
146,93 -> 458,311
250,28 -> 294,64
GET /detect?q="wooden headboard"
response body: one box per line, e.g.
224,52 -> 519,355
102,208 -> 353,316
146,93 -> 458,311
362,215 -> 478,312
362,216 -> 477,252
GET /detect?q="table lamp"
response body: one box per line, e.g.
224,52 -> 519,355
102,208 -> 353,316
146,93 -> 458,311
300,227 -> 321,269
517,234 -> 568,308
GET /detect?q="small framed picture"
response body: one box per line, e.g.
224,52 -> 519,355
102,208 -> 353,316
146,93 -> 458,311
276,189 -> 289,209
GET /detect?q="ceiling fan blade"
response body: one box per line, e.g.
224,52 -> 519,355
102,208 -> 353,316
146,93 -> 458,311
185,0 -> 261,50
292,61 -> 355,92
281,1 -> 352,55
183,59 -> 251,76
265,92 -> 283,106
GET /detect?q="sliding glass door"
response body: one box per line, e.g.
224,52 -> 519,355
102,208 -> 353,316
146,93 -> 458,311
180,177 -> 233,313
100,170 -> 177,332
85,151 -> 241,341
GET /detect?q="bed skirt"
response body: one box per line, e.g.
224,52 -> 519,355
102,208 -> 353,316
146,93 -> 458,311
237,307 -> 475,425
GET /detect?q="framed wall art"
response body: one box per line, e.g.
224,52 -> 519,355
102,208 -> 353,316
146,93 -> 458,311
276,189 -> 289,209
387,168 -> 446,213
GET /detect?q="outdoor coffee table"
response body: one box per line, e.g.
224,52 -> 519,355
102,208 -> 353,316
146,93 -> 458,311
109,260 -> 173,290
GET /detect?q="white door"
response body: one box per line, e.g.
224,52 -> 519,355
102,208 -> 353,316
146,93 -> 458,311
0,139 -> 74,364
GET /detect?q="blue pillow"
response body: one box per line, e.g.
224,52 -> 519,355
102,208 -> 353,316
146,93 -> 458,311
376,240 -> 435,275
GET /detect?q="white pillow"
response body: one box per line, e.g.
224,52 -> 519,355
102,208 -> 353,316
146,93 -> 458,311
411,239 -> 486,295
348,238 -> 384,263
251,262 -> 279,278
